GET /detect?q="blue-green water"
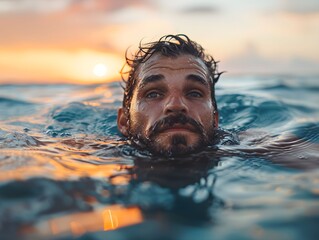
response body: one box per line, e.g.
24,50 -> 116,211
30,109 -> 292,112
0,75 -> 319,240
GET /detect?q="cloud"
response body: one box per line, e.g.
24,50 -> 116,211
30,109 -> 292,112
0,0 -> 154,14
65,0 -> 155,15
222,43 -> 272,73
281,0 -> 319,15
0,0 -> 156,50
178,5 -> 218,14
0,0 -> 72,13
222,42 -> 319,75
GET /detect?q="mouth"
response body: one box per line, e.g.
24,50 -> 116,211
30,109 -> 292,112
159,124 -> 196,134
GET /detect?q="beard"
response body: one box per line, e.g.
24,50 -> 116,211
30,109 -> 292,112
127,113 -> 215,157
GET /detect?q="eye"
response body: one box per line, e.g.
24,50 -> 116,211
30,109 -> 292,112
146,91 -> 163,99
187,90 -> 203,98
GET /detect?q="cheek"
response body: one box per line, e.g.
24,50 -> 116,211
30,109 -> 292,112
129,102 -> 161,130
129,96 -> 145,125
196,104 -> 215,127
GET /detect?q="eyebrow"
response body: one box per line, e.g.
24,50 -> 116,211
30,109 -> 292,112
138,73 -> 209,90
186,74 -> 209,87
139,74 -> 164,89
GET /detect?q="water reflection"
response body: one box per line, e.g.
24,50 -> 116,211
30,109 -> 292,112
124,154 -> 223,226
0,150 -> 225,239
1,79 -> 319,239
24,205 -> 142,237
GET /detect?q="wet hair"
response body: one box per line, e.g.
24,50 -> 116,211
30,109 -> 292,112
120,34 -> 222,113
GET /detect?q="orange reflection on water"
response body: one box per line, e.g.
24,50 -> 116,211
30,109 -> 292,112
31,205 -> 142,238
102,206 -> 142,231
0,148 -> 129,182
104,209 -> 118,230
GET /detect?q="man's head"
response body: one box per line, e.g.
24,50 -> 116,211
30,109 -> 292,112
117,34 -> 221,156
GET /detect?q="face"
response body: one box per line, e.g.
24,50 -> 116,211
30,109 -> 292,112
118,54 -> 218,156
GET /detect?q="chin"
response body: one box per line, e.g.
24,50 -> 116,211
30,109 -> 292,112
151,133 -> 204,157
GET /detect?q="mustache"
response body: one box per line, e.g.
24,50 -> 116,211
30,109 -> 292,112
148,113 -> 205,138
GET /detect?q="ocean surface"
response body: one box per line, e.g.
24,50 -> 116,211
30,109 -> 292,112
0,75 -> 319,240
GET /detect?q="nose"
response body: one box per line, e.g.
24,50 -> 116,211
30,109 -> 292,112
164,94 -> 188,115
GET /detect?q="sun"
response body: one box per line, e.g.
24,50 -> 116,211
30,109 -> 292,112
93,63 -> 108,77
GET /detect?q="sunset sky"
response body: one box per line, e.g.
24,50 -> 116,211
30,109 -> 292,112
0,0 -> 318,84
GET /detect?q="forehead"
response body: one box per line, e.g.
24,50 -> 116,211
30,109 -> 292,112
136,54 -> 210,84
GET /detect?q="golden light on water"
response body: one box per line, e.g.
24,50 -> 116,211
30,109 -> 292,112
29,205 -> 143,237
103,209 -> 119,230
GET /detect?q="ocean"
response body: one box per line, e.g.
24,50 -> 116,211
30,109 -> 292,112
0,75 -> 319,240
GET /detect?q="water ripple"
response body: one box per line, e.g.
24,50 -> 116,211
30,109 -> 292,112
0,77 -> 319,239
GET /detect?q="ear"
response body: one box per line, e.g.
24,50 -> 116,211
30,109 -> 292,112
214,111 -> 219,128
117,108 -> 129,136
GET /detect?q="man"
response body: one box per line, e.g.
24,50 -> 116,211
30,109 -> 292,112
117,34 -> 224,157
116,34 -> 319,167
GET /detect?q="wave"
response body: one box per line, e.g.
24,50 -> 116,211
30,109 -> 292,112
47,102 -> 119,137
0,130 -> 44,148
0,97 -> 34,106
218,94 -> 292,131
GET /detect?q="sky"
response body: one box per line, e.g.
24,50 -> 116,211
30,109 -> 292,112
0,0 -> 318,84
